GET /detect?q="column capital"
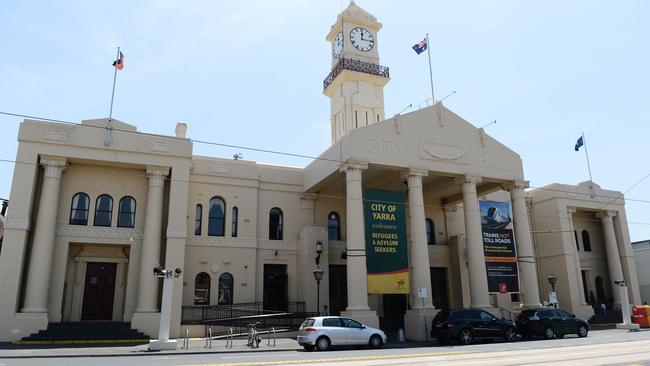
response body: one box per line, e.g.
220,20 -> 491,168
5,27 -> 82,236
455,175 -> 482,185
400,168 -> 428,180
339,161 -> 368,173
503,180 -> 529,191
596,210 -> 618,220
566,207 -> 577,214
146,165 -> 170,187
40,155 -> 67,178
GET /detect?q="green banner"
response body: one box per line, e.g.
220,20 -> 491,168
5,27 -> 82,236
363,188 -> 409,294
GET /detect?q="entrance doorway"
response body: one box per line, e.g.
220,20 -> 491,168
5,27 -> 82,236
263,264 -> 288,311
430,267 -> 449,310
81,262 -> 117,321
381,294 -> 407,333
328,265 -> 347,315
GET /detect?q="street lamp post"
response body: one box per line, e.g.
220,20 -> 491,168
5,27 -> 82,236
149,266 -> 183,351
547,273 -> 558,308
313,268 -> 324,314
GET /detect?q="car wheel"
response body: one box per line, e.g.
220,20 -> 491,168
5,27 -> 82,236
577,325 -> 588,338
316,336 -> 331,351
543,326 -> 555,339
369,335 -> 384,349
303,345 -> 315,351
437,336 -> 450,345
504,327 -> 517,342
459,328 -> 473,345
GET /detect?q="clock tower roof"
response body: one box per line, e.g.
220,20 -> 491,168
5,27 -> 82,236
327,1 -> 382,41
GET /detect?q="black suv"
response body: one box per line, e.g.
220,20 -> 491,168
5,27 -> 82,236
431,309 -> 516,345
515,308 -> 589,339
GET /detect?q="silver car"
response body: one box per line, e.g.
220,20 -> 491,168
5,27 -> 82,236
297,316 -> 388,351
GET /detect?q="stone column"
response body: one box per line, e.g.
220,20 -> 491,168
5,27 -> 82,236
457,176 -> 490,308
598,211 -> 624,306
566,208 -> 586,304
22,156 -> 66,313
401,169 -> 433,309
402,169 -> 436,341
506,181 -> 540,307
339,162 -> 378,328
135,166 -> 169,312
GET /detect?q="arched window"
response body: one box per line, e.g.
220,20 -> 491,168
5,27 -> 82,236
218,272 -> 234,305
194,204 -> 202,235
269,207 -> 283,240
117,196 -> 136,228
69,193 -> 90,225
231,207 -> 238,238
94,194 -> 113,227
582,230 -> 592,252
328,211 -> 341,241
208,197 -> 226,236
194,272 -> 210,305
426,218 -> 435,245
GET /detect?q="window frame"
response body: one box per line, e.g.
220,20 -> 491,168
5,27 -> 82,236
208,196 -> 226,237
194,204 -> 202,236
426,218 -> 435,245
69,192 -> 90,225
194,272 -> 211,305
581,230 -> 592,251
327,211 -> 341,241
93,194 -> 113,227
231,206 -> 238,238
269,207 -> 284,240
218,272 -> 234,305
116,196 -> 136,228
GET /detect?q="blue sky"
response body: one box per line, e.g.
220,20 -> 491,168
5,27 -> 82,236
1,0 -> 648,241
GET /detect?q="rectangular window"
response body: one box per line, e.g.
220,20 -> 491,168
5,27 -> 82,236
574,230 -> 579,251
365,111 -> 368,125
355,110 -> 358,128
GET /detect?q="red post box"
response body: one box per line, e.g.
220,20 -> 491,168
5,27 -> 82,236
632,305 -> 650,328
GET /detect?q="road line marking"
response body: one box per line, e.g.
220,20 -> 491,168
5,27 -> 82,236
181,351 -> 471,366
223,354 -> 300,359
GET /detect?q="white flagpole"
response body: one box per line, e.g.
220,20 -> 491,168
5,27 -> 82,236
425,33 -> 435,104
109,46 -> 120,119
582,133 -> 593,182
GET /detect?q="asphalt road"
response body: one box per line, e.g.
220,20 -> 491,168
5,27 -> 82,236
2,329 -> 650,366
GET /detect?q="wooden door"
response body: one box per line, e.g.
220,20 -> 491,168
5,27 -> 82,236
81,262 -> 117,321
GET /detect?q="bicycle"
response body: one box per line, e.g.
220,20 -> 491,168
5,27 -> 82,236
247,321 -> 262,348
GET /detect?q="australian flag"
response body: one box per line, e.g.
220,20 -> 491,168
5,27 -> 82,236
412,37 -> 427,55
574,136 -> 584,151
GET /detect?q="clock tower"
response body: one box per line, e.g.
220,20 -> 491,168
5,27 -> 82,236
324,1 -> 390,144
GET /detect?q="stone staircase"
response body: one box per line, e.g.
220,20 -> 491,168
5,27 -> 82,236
15,322 -> 149,346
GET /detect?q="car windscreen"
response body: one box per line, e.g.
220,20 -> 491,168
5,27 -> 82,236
300,318 -> 315,328
517,310 -> 537,320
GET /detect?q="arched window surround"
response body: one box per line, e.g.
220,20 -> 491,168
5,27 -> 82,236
194,272 -> 211,305
117,196 -> 136,228
218,272 -> 234,305
328,211 -> 341,241
93,194 -> 113,227
208,196 -> 226,237
69,192 -> 90,225
269,207 -> 283,240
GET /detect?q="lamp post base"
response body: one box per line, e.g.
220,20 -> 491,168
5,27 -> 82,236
149,339 -> 178,351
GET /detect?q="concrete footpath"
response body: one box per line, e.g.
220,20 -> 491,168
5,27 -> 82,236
0,337 -> 432,359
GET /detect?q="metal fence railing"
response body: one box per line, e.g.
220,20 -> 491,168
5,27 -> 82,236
181,302 -> 309,325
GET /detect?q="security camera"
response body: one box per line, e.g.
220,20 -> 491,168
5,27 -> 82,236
153,266 -> 164,277
175,268 -> 183,276
614,280 -> 626,286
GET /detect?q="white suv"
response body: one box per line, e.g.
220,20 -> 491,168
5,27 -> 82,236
297,316 -> 387,351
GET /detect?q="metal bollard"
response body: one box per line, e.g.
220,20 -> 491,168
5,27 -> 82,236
225,327 -> 233,349
267,327 -> 276,347
205,327 -> 212,349
182,328 -> 190,349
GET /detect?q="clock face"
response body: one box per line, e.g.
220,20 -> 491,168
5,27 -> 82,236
332,32 -> 343,58
350,27 -> 374,52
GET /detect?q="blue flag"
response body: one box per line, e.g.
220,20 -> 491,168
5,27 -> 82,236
412,37 -> 427,55
574,136 -> 584,151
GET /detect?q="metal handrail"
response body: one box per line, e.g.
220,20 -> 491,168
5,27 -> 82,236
323,58 -> 390,90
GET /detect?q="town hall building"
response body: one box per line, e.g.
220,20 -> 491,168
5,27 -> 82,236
0,2 -> 641,342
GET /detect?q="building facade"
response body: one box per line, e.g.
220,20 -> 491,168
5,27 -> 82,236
0,2 -> 641,341
632,240 -> 650,304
